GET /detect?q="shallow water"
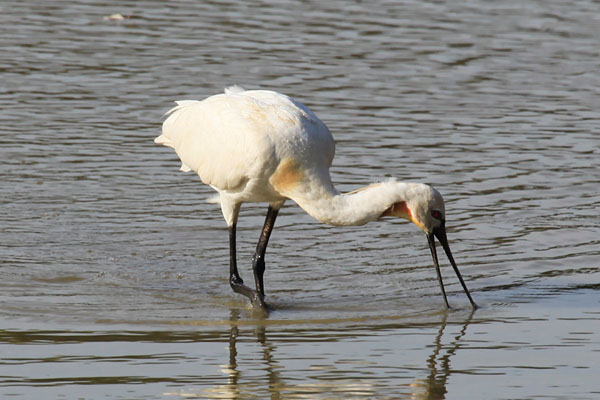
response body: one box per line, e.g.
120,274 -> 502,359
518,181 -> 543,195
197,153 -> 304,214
1,1 -> 599,398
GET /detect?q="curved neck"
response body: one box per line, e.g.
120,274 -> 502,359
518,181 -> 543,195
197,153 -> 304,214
290,181 -> 414,226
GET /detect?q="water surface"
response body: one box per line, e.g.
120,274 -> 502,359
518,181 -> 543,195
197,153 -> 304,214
1,1 -> 599,398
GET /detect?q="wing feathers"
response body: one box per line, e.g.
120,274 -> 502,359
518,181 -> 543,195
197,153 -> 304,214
157,95 -> 273,191
155,89 -> 335,195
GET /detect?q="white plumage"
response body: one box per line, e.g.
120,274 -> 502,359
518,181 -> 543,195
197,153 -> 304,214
155,86 -> 476,310
156,88 -> 335,224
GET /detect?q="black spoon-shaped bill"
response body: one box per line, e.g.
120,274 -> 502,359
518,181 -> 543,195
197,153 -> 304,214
427,222 -> 477,309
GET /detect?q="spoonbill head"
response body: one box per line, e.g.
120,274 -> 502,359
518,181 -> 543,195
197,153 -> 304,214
376,182 -> 476,308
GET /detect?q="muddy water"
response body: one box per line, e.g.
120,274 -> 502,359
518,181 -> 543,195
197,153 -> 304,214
1,1 -> 599,398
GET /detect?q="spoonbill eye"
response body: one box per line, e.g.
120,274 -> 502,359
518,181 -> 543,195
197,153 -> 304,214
431,210 -> 442,220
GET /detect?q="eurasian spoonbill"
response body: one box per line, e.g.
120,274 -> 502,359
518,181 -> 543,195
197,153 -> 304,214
154,86 -> 477,310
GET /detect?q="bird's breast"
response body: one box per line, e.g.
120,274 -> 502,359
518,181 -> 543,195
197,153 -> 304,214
269,158 -> 304,195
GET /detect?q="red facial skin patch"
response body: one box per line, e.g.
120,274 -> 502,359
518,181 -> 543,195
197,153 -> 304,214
381,201 -> 412,220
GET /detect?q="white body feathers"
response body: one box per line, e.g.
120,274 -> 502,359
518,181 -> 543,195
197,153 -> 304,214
155,87 -> 442,229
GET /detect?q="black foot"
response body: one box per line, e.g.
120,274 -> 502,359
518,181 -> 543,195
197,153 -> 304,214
230,276 -> 269,312
249,291 -> 269,311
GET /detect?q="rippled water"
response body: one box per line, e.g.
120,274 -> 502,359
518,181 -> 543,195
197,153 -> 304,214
1,1 -> 599,398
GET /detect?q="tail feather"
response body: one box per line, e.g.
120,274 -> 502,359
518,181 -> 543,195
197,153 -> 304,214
155,100 -> 201,149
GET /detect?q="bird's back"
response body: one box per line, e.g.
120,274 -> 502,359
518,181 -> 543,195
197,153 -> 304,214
155,87 -> 335,202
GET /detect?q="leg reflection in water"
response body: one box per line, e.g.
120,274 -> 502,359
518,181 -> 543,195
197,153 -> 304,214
218,309 -> 284,399
410,309 -> 476,400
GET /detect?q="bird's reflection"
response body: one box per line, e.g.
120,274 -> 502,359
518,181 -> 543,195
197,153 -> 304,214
217,309 -> 283,399
410,309 -> 476,400
255,322 -> 282,396
218,308 -> 475,399
225,310 -> 241,396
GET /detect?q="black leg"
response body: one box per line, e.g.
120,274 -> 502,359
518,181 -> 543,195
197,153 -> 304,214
229,224 -> 262,305
229,223 -> 243,286
228,223 -> 263,307
252,206 -> 279,298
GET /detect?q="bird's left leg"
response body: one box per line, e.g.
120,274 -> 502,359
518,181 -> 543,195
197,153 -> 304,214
222,199 -> 264,307
228,223 -> 265,308
252,204 -> 280,300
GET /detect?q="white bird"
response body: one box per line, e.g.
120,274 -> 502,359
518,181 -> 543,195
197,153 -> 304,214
155,86 -> 477,310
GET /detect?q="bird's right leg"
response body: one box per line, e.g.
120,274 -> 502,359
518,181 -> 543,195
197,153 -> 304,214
228,223 -> 244,288
251,205 -> 280,299
228,223 -> 267,309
